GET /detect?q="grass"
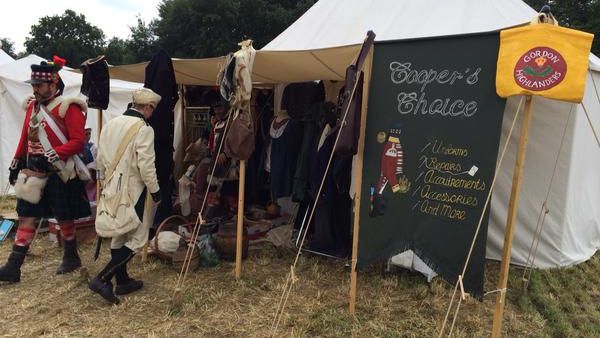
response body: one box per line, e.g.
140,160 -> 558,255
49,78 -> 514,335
0,197 -> 599,338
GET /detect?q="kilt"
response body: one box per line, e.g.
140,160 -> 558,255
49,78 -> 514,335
17,173 -> 92,221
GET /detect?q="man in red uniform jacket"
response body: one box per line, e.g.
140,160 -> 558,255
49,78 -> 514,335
0,56 -> 91,284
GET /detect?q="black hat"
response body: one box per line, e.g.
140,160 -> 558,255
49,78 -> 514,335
25,55 -> 66,85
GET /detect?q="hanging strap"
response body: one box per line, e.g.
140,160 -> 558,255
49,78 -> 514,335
104,120 -> 145,181
39,104 -> 91,181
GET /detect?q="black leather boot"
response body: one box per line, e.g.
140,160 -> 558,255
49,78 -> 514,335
0,245 -> 28,283
88,277 -> 120,305
56,239 -> 82,275
89,246 -> 134,304
113,249 -> 143,296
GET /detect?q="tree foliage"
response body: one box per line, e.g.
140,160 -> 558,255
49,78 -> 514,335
153,0 -> 315,58
126,17 -> 160,63
103,18 -> 160,65
0,38 -> 17,58
24,10 -> 105,67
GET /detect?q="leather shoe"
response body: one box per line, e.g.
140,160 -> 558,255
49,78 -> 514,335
89,277 -> 120,305
115,279 -> 143,295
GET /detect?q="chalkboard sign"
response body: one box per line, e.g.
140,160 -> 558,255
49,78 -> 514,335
357,32 -> 506,297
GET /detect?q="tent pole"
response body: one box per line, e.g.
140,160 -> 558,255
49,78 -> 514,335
349,49 -> 374,315
235,159 -> 246,279
491,95 -> 534,338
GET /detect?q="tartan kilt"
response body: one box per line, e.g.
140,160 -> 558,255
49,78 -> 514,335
17,173 -> 92,221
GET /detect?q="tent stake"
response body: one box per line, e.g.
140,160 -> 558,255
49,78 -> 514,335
491,95 -> 534,338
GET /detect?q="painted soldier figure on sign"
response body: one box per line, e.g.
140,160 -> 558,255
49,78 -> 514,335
370,124 -> 410,217
376,124 -> 410,195
0,56 -> 91,284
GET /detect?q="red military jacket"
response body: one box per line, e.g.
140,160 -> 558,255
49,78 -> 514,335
14,96 -> 87,161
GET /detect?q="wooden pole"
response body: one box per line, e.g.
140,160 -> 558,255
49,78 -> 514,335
235,159 -> 246,279
349,49 -> 374,315
95,109 -> 103,202
491,96 -> 534,338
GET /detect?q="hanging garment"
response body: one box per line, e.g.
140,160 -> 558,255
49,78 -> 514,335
80,55 -> 110,110
281,81 -> 325,118
308,125 -> 352,257
269,117 -> 302,199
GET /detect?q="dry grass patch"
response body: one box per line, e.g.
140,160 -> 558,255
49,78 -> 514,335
0,195 -> 598,337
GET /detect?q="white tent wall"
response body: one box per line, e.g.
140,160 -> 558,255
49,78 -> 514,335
0,55 -> 140,191
488,70 -> 600,268
562,71 -> 600,265
488,95 -> 574,268
0,49 -> 14,65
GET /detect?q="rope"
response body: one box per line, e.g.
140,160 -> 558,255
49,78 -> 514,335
172,111 -> 234,302
589,69 -> 600,107
580,102 -> 600,149
438,96 -> 524,338
269,66 -> 366,338
484,288 -> 507,297
521,105 -> 573,289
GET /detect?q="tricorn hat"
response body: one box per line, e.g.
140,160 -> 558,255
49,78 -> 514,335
25,55 -> 66,85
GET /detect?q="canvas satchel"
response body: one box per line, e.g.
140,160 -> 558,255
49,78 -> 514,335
95,120 -> 145,238
223,108 -> 255,160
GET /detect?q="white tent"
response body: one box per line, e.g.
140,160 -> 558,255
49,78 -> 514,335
0,49 -> 14,65
0,55 -> 141,191
264,0 -> 600,268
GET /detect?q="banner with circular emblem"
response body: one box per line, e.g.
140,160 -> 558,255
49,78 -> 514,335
496,24 -> 593,103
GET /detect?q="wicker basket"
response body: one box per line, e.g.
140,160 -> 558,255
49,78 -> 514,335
152,215 -> 200,270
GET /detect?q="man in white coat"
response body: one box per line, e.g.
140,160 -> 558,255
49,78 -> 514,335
89,88 -> 162,304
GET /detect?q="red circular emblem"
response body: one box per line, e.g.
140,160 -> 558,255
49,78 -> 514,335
514,47 -> 567,91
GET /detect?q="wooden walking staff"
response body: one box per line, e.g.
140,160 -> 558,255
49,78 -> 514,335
235,160 -> 246,279
491,95 -> 534,338
349,47 -> 375,316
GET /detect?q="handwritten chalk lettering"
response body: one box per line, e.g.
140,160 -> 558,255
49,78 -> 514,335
440,203 -> 467,220
389,62 -> 482,90
397,92 -> 478,117
422,156 -> 463,173
466,68 -> 481,85
431,140 -> 469,157
420,199 -> 441,216
424,170 -> 486,191
420,184 -> 479,207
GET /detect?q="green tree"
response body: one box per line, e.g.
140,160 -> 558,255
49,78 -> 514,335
154,0 -> 316,59
104,37 -> 130,65
24,9 -> 105,67
0,38 -> 17,58
125,16 -> 159,63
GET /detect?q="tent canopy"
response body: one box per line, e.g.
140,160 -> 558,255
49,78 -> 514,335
108,46 -> 360,86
